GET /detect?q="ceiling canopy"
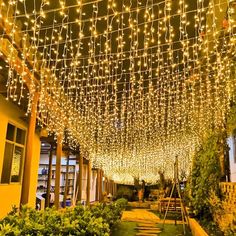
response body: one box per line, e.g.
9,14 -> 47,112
1,0 -> 236,183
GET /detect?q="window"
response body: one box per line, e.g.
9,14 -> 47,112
1,123 -> 26,184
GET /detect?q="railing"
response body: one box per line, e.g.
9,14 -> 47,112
220,182 -> 236,205
220,182 -> 236,193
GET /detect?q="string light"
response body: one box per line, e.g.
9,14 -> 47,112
1,0 -> 236,184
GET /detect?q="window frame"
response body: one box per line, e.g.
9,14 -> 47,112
0,122 -> 27,185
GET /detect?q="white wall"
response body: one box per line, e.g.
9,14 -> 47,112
227,136 -> 236,182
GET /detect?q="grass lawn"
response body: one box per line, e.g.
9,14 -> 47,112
111,222 -> 137,236
111,221 -> 192,236
158,223 -> 192,236
151,210 -> 183,220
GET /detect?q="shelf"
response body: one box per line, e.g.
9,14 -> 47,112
60,185 -> 74,188
38,172 -> 74,180
60,192 -> 73,195
40,164 -> 76,167
60,171 -> 75,174
37,162 -> 76,199
50,185 -> 74,188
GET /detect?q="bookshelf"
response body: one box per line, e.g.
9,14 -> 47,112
37,163 -> 76,200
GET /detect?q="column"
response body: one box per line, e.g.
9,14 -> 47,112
86,160 -> 91,206
45,145 -> 53,208
111,180 -> 114,196
114,183 -> 117,196
99,169 -> 103,201
96,169 -> 100,201
21,92 -> 39,205
54,134 -> 62,209
107,179 -> 110,194
63,154 -> 70,207
77,154 -> 83,203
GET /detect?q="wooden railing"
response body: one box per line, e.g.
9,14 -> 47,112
220,182 -> 236,205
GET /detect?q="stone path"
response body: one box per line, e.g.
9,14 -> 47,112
122,209 -> 162,235
121,208 -> 186,235
122,209 -> 160,223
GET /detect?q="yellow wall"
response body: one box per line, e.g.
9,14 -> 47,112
0,95 -> 41,218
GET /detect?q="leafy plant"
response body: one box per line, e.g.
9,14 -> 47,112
115,198 -> 128,209
188,130 -> 224,219
116,186 -> 133,200
0,200 -> 125,235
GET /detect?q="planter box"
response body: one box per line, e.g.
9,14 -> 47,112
189,218 -> 208,236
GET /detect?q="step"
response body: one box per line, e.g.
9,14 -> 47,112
138,223 -> 158,227
138,230 -> 162,234
136,227 -> 161,231
136,233 -> 159,236
129,219 -> 159,223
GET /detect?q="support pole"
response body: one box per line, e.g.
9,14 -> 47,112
104,177 -> 107,193
21,92 -> 39,205
86,160 -> 91,206
73,153 -> 80,205
63,154 -> 70,207
54,135 -> 62,209
162,156 -> 189,234
100,170 -> 104,201
45,145 -> 53,208
77,154 -> 83,203
111,180 -> 114,195
96,169 -> 100,201
107,179 -> 111,195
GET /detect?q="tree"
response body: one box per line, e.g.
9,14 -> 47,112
189,131 -> 224,220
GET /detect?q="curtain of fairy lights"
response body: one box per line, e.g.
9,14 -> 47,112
1,0 -> 236,183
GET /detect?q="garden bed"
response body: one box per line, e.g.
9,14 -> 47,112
0,198 -> 128,235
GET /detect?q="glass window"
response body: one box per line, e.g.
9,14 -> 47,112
16,128 -> 26,145
11,146 -> 24,182
1,143 -> 14,183
6,123 -> 15,141
1,123 -> 26,184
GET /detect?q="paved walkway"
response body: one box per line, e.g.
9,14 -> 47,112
121,208 -> 185,235
122,209 -> 160,223
122,209 -> 161,235
122,208 -> 184,224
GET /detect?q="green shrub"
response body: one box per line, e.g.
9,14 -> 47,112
0,202 -> 125,235
188,131 -> 223,219
116,186 -> 133,200
90,201 -> 124,228
115,198 -> 128,210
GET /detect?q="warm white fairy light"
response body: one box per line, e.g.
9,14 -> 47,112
0,0 -> 236,183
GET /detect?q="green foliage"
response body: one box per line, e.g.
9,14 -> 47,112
115,198 -> 128,209
208,191 -> 236,235
116,186 -> 133,200
111,222 -> 137,236
158,223 -> 192,236
0,200 -> 125,236
188,131 -> 224,220
226,102 -> 236,135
